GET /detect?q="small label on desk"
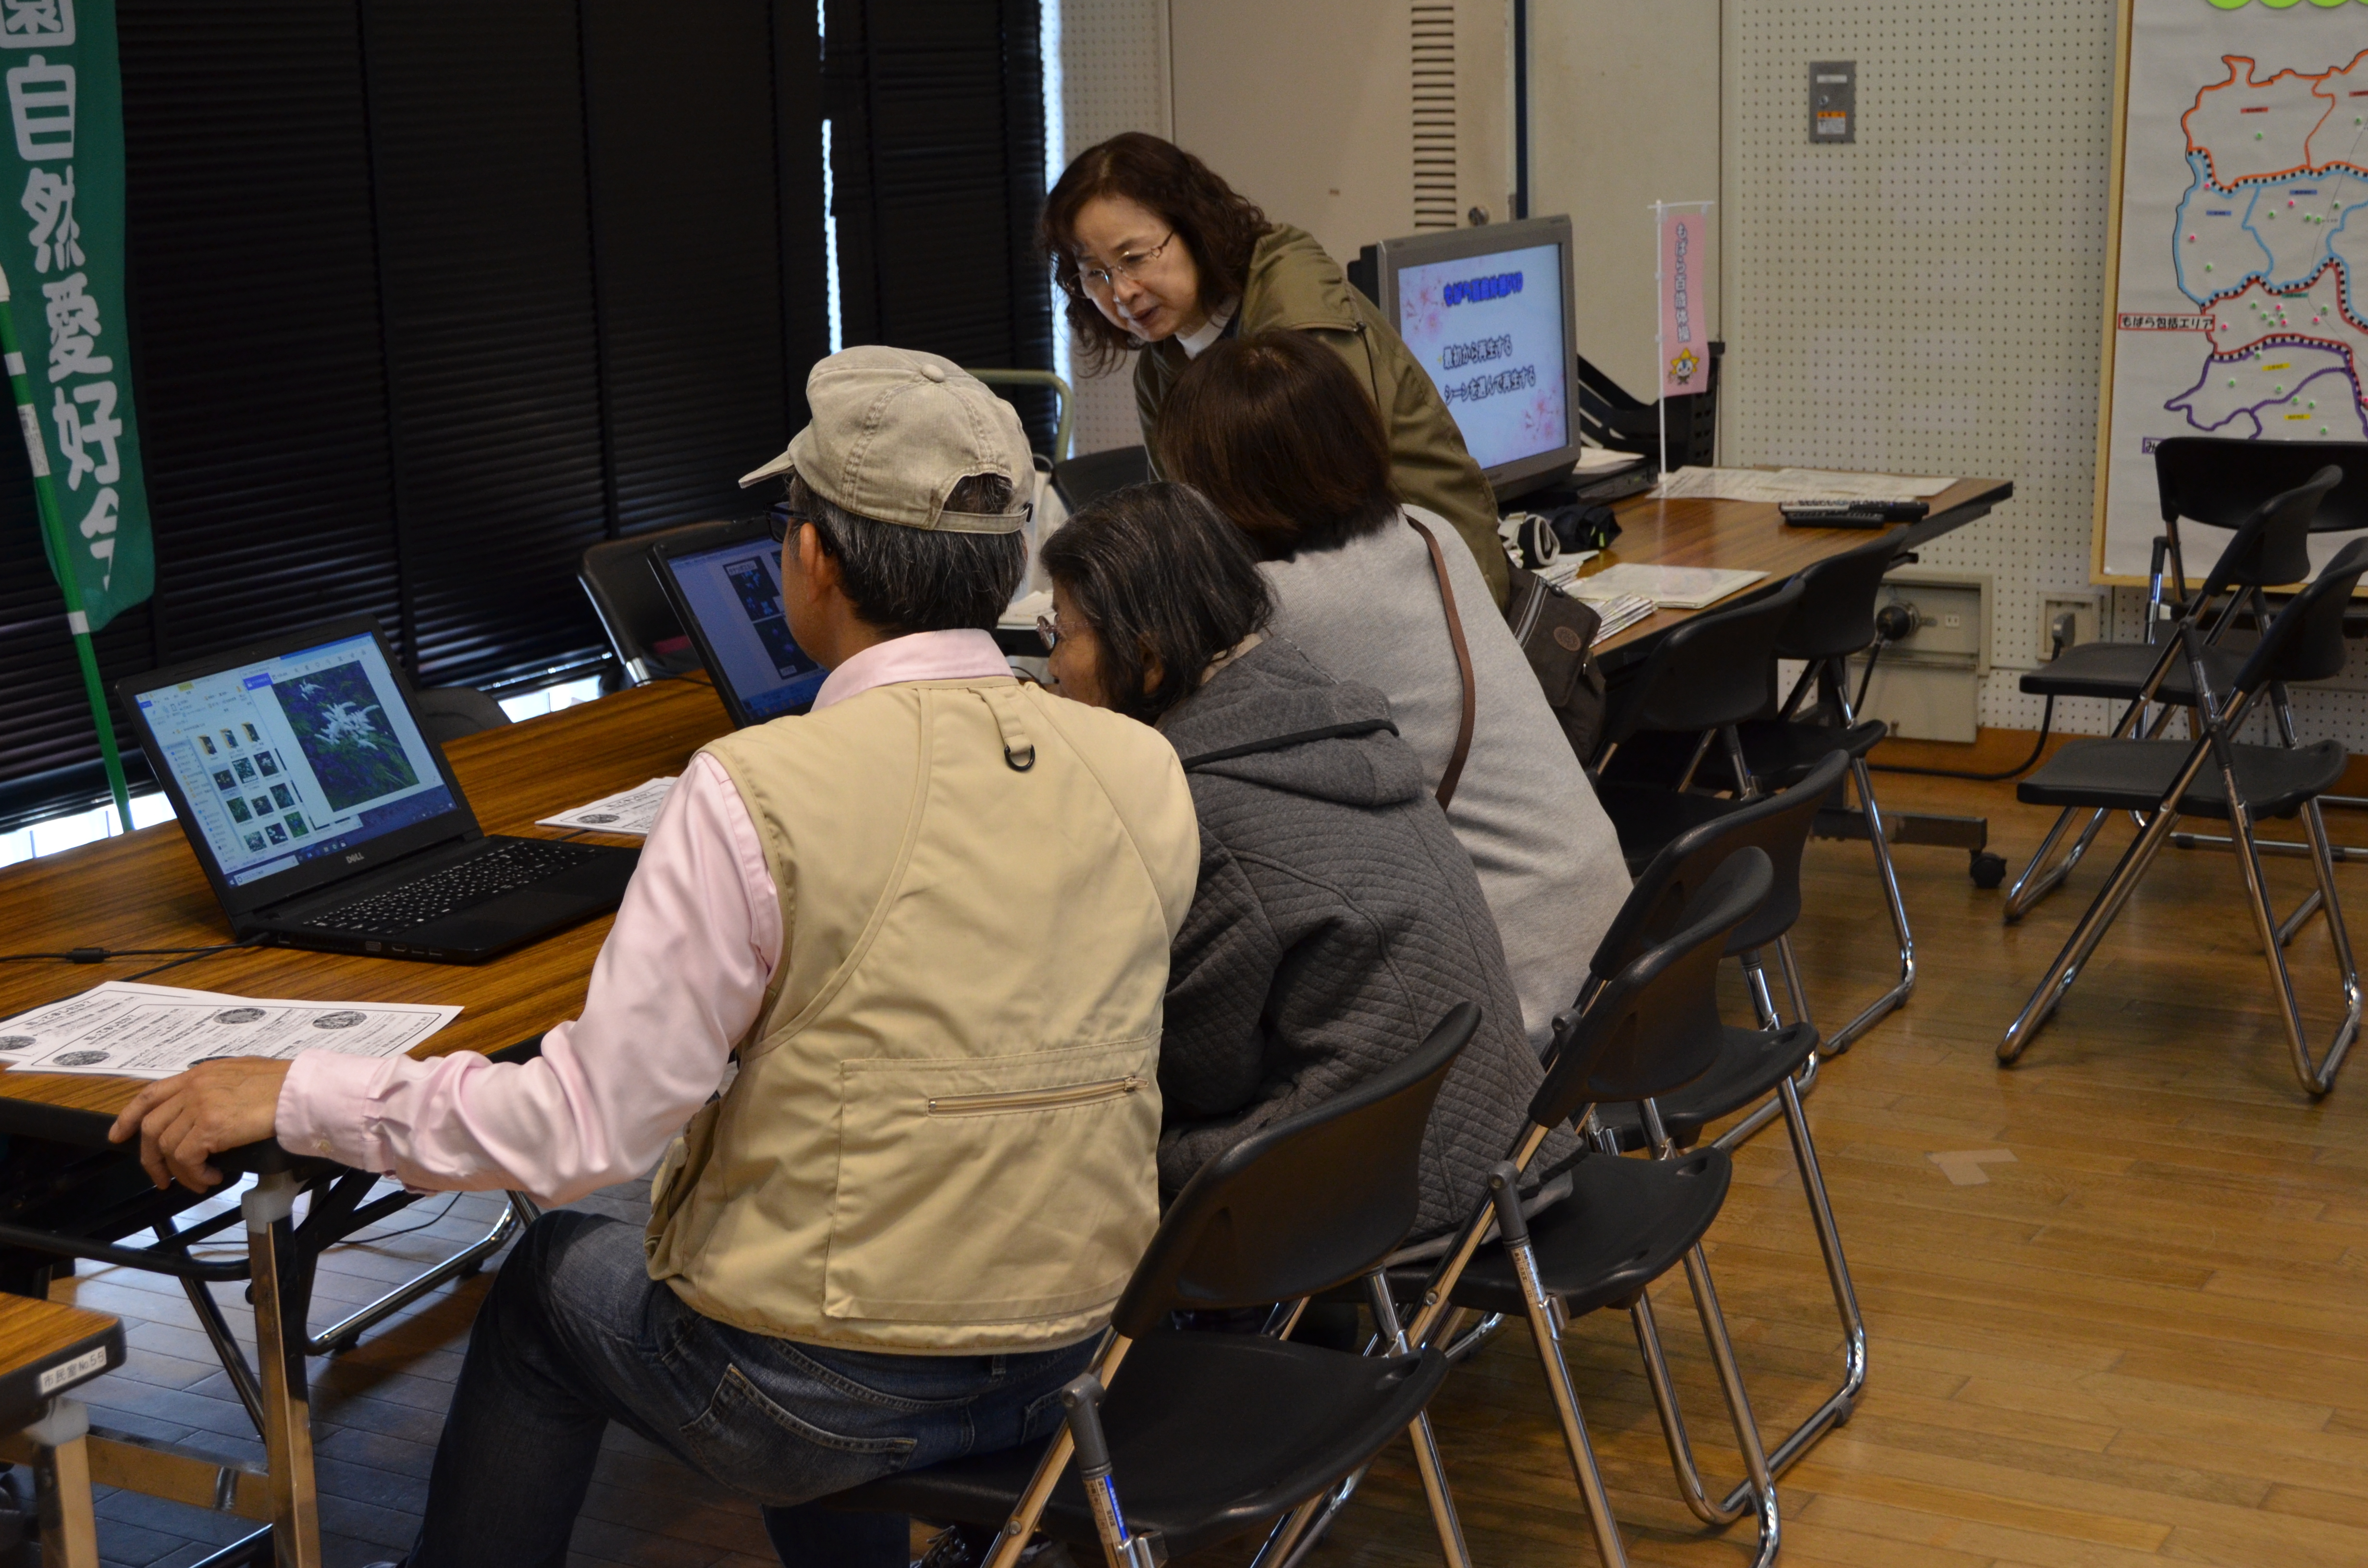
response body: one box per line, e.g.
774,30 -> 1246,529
37,1345 -> 106,1395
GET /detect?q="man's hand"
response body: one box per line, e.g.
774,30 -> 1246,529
108,1058 -> 296,1193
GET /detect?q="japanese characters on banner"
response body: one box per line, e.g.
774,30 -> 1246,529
1658,207 -> 1706,401
2,0 -> 148,629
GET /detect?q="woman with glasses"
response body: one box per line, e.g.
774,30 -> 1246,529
1034,480 -> 1571,1244
1040,132 -> 1511,606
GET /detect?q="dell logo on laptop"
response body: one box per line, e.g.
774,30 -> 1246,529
345,852 -> 365,864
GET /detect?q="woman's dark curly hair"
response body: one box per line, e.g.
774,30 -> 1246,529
1039,133 -> 1269,375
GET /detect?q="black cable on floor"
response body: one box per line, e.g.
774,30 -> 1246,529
1869,695 -> 2057,783
1857,625 -> 2065,784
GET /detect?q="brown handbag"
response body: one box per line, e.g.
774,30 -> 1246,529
1502,564 -> 1610,764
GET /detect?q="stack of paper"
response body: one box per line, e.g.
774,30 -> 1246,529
537,777 -> 677,837
1589,593 -> 1657,640
1655,467 -> 1954,504
1571,563 -> 1767,610
0,982 -> 457,1080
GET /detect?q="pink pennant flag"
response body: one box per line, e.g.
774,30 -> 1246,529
1659,210 -> 1707,399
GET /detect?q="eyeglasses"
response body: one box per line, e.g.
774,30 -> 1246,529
1075,232 -> 1175,298
1036,611 -> 1062,652
767,502 -> 816,545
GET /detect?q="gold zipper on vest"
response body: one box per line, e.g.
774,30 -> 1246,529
925,1076 -> 1148,1117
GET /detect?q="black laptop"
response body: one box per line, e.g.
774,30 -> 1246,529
649,518 -> 830,727
118,618 -> 638,963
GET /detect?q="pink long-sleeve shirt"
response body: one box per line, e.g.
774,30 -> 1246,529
273,629 -> 1016,1205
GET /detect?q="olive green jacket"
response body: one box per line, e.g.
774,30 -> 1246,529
1135,224 -> 1508,604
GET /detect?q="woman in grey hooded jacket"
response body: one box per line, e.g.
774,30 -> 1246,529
1038,481 -> 1573,1244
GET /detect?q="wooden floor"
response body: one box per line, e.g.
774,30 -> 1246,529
28,761 -> 2368,1567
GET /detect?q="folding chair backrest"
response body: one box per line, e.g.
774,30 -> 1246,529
2155,437 -> 2368,536
1108,1004 -> 1480,1339
1534,850 -> 1772,1123
578,519 -> 746,678
2231,535 -> 2368,694
2192,466 -> 2340,601
1774,528 -> 1907,662
1598,577 -> 1807,745
1587,750 -> 1848,977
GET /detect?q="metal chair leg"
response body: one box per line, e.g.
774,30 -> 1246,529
2001,796 -> 2193,1063
1679,1246 -> 1781,1568
2236,796 -> 2362,1095
1512,1247 -> 1629,1565
1773,936 -> 1815,1033
2003,805 -> 2111,923
1715,1073 -> 1864,1505
1823,754 -> 1916,1053
1740,949 -> 1784,1030
1369,1276 -> 1473,1568
984,1335 -> 1133,1568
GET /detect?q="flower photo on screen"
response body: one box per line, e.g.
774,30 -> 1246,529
272,662 -> 419,812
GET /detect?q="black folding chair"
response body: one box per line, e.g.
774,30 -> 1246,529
2006,466 -> 2338,920
1734,529 -> 1917,1050
2001,536 -> 2368,1095
826,1006 -> 1484,1568
1391,852 -> 1787,1568
1583,752 -> 1866,1504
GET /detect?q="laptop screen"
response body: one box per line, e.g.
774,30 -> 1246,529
658,539 -> 827,721
131,630 -> 457,888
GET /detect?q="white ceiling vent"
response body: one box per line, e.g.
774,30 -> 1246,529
1411,2 -> 1456,229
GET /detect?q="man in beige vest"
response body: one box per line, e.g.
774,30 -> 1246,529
108,348 -> 1201,1568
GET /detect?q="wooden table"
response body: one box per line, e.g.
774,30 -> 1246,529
0,673 -> 734,1568
1583,476 -> 2016,663
0,674 -> 732,1117
1579,474 -> 2019,895
0,1295 -> 123,1568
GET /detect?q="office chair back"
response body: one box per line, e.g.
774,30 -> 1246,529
1598,577 -> 1807,746
1050,447 -> 1153,513
2229,534 -> 2368,695
1108,1003 -> 1479,1340
1590,749 -> 1848,975
1775,528 -> 1908,662
578,520 -> 746,680
2155,437 -> 2368,536
411,686 -> 511,747
2189,466 -> 2341,601
1535,850 -> 1771,1122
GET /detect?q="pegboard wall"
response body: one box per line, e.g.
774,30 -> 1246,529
1049,0 -> 1168,456
1726,0 -> 2130,734
1726,0 -> 2368,748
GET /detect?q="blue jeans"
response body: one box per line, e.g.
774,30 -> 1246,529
407,1210 -> 1095,1568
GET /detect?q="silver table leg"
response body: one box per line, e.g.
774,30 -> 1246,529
243,1171 -> 321,1568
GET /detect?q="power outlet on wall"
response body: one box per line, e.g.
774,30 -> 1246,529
2038,593 -> 2105,661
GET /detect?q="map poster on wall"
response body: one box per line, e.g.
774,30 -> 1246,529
2096,0 -> 2368,582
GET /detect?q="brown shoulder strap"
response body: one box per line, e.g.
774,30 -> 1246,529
1406,515 -> 1478,810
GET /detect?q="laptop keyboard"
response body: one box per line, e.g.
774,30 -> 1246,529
303,839 -> 604,936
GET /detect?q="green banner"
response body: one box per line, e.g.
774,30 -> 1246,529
0,0 -> 148,631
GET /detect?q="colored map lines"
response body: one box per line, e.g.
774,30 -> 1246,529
2183,50 -> 2368,187
2165,53 -> 2368,436
2172,266 -> 2368,441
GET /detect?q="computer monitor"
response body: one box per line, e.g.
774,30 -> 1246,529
1353,215 -> 1581,501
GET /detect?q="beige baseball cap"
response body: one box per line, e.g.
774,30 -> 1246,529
738,346 -> 1035,534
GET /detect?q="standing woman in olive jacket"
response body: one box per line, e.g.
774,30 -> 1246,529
1040,132 -> 1510,605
